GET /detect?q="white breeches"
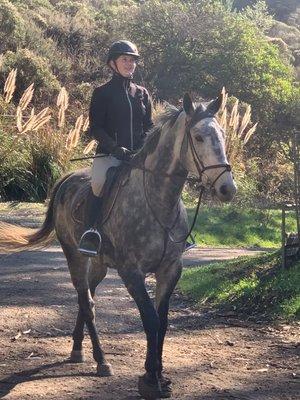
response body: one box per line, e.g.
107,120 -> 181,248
91,155 -> 121,196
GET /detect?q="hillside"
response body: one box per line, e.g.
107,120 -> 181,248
234,0 -> 300,79
0,0 -> 299,203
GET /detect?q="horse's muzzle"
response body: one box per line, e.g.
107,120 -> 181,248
216,182 -> 237,202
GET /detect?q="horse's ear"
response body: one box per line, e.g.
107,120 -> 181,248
183,93 -> 195,116
207,92 -> 224,115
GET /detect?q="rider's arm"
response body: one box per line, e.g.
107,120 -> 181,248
89,87 -> 118,154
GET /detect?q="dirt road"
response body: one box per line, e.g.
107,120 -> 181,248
0,245 -> 299,399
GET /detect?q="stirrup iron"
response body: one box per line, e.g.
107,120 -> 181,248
78,228 -> 102,257
184,233 -> 196,252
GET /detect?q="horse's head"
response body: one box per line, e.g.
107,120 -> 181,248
181,93 -> 237,202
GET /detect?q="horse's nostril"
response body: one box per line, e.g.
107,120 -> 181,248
220,184 -> 228,196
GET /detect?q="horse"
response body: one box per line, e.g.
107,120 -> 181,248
0,93 -> 236,399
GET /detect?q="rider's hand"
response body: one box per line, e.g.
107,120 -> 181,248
112,146 -> 133,161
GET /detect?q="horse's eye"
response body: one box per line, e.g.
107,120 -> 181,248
195,134 -> 204,143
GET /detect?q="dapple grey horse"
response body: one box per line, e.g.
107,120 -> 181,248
0,93 -> 236,399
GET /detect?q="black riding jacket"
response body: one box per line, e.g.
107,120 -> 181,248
89,73 -> 153,154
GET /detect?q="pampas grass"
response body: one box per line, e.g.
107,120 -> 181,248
218,88 -> 257,168
83,116 -> 89,132
1,69 -> 89,152
57,86 -> 69,127
1,69 -> 90,201
19,83 -> 34,111
4,68 -> 17,103
66,114 -> 84,149
83,139 -> 97,154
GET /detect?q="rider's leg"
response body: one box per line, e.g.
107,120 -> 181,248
78,155 -> 120,257
78,189 -> 103,256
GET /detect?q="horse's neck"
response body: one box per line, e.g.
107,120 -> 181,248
143,115 -> 188,212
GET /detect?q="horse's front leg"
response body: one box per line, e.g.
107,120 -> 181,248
155,261 -> 182,396
119,268 -> 162,400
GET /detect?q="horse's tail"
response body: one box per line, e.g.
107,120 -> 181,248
0,173 -> 72,254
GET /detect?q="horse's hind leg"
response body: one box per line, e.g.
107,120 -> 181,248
76,287 -> 113,376
60,243 -> 87,363
62,244 -> 113,375
70,259 -> 107,363
155,262 -> 182,395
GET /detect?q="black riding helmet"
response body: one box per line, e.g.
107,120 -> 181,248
107,40 -> 140,64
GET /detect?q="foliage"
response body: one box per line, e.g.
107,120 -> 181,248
233,0 -> 299,22
0,0 -> 26,53
0,72 -> 91,201
0,49 -> 61,100
125,0 -> 296,152
179,251 -> 300,320
241,0 -> 275,32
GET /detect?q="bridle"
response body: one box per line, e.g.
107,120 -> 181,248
142,114 -> 232,248
185,117 -> 231,189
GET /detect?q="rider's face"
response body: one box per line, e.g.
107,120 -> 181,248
111,55 -> 137,77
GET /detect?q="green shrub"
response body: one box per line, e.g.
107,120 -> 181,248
1,49 -> 60,101
0,0 -> 26,53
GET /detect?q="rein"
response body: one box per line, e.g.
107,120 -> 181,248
142,122 -> 232,247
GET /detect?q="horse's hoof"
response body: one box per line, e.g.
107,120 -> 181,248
160,386 -> 172,398
69,350 -> 85,363
138,375 -> 162,400
159,376 -> 172,398
160,375 -> 172,387
97,363 -> 114,377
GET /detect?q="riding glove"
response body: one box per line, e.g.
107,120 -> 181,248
112,146 -> 133,161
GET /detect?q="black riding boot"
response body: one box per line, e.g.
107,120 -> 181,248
78,191 -> 103,257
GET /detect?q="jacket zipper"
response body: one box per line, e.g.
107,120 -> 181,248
124,81 -> 133,150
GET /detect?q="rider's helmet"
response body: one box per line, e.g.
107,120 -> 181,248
107,40 -> 140,64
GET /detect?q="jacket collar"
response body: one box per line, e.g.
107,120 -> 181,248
111,73 -> 132,89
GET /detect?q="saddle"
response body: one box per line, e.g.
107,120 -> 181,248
71,163 -> 131,224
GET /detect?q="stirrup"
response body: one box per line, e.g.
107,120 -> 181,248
78,228 -> 102,257
184,233 -> 196,252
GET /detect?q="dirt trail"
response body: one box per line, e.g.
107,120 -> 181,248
0,245 -> 299,400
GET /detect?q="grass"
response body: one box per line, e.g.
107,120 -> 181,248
0,202 -> 297,249
0,202 -> 46,214
0,202 -> 46,225
188,204 -> 297,248
179,251 -> 300,321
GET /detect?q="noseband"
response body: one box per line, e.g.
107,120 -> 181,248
185,119 -> 232,189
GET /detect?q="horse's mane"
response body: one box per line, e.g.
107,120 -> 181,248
133,104 -> 181,163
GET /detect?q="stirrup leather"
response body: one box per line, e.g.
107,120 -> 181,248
78,228 -> 102,257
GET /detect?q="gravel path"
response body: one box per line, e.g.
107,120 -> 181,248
0,244 -> 299,399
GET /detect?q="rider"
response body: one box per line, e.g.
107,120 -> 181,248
78,40 -> 154,256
